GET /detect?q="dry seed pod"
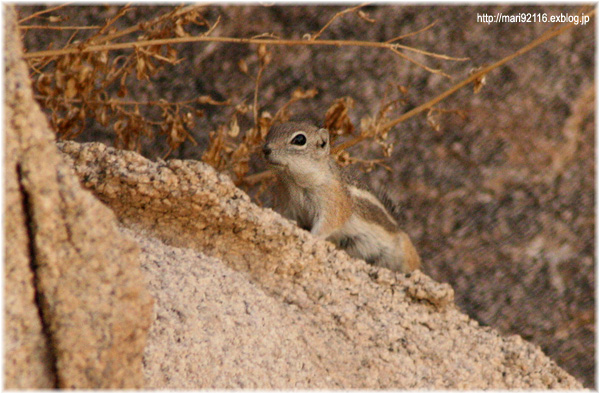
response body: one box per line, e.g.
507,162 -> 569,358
237,59 -> 249,75
469,66 -> 487,93
257,43 -> 267,58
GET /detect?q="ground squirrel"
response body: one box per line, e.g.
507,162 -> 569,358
262,121 -> 421,273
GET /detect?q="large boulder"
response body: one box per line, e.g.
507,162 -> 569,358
4,5 -> 153,389
59,139 -> 581,389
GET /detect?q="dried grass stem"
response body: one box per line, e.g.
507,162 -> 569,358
23,35 -> 469,60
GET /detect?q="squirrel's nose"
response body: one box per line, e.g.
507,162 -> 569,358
262,145 -> 272,157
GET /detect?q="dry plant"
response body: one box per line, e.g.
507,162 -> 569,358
20,4 -> 596,194
24,5 -> 226,153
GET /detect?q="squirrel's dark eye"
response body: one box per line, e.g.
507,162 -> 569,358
291,133 -> 307,146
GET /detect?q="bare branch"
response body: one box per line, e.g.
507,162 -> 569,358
34,95 -> 201,107
311,3 -> 370,41
18,3 -> 73,24
23,35 -> 467,60
392,43 -> 468,61
204,15 -> 221,36
253,63 -> 265,127
19,25 -> 100,30
330,136 -> 366,155
386,20 -> 438,43
330,7 -> 596,155
93,4 -> 207,46
383,8 -> 596,131
22,6 -> 465,79
390,47 -> 451,79
87,4 -> 132,42
239,169 -> 275,186
272,88 -> 319,125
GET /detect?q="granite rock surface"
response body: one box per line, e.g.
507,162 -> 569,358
59,140 -> 582,389
4,5 -> 153,389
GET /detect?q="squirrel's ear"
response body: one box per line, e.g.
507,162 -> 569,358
317,128 -> 330,154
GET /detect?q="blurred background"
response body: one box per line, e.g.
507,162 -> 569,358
17,4 -> 595,388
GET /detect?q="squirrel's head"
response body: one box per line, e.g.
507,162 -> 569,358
262,122 -> 330,175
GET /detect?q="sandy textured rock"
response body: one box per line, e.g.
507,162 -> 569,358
133,228 -> 343,388
4,12 -> 57,385
4,5 -> 153,389
4,156 -> 56,390
59,140 -> 582,389
4,6 -> 58,388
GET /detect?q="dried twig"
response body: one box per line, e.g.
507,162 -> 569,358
23,35 -> 466,60
25,4 -> 222,155
253,45 -> 268,126
311,3 -> 370,41
23,33 -> 467,80
87,4 -> 132,42
204,15 -> 221,36
241,169 -> 276,185
94,4 -> 206,45
386,20 -> 438,43
272,88 -> 319,125
33,95 -> 226,107
390,47 -> 451,79
18,3 -> 72,24
392,42 -> 467,61
332,7 -> 596,154
19,25 -> 100,30
382,8 -> 596,131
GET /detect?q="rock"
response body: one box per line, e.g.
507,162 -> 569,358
3,4 -> 153,389
58,140 -> 582,389
406,270 -> 455,309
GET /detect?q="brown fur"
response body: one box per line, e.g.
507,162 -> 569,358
264,122 -> 421,273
